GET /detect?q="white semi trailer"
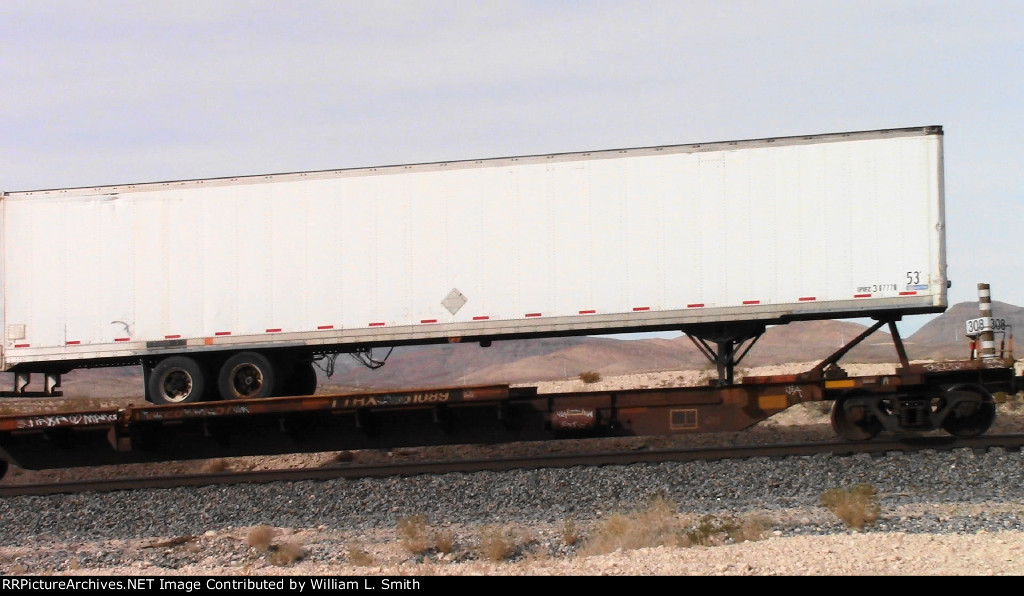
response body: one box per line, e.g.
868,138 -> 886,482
0,125 -> 947,403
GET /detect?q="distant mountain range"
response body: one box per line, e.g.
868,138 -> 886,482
59,301 -> 1024,398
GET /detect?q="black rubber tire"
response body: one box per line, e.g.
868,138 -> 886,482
147,356 -> 208,404
280,361 -> 318,396
218,351 -> 278,400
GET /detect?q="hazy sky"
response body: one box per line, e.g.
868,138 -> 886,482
2,1 -> 1020,338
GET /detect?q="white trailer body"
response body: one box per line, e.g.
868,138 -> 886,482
0,125 -> 946,400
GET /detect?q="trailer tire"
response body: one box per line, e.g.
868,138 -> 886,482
148,356 -> 208,404
219,352 -> 278,400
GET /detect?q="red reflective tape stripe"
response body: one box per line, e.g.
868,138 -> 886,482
165,334 -> 181,339
854,294 -> 871,298
421,319 -> 438,324
632,307 -> 650,312
742,300 -> 760,305
266,328 -> 282,333
115,337 -> 130,342
473,316 -> 490,321
525,313 -> 542,317
14,344 -> 29,348
899,291 -> 917,296
317,325 -> 334,330
66,340 -> 80,345
215,331 -> 231,336
369,322 -> 386,327
798,297 -> 816,301
687,303 -> 704,308
579,310 -> 596,314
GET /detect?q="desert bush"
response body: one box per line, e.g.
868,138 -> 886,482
397,515 -> 432,555
243,525 -> 305,566
581,495 -> 769,555
268,541 -> 306,566
580,494 -> 686,555
433,528 -> 456,555
346,544 -> 375,566
821,483 -> 880,530
578,371 -> 602,384
397,515 -> 461,557
246,525 -> 275,551
561,515 -> 581,546
477,525 -> 521,561
686,513 -> 768,546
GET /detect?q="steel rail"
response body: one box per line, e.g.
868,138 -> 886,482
2,433 -> 1022,498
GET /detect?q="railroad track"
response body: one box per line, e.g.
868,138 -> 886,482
3,433 -> 1023,498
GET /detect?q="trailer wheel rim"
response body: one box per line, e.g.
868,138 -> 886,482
228,364 -> 266,399
159,369 -> 195,403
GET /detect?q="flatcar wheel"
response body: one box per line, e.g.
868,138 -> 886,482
148,356 -> 208,404
219,351 -> 278,400
0,459 -> 8,481
830,395 -> 882,441
941,390 -> 996,438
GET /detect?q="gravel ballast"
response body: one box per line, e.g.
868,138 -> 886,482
2,446 -> 1024,575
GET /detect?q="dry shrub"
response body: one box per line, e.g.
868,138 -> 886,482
561,515 -> 581,546
245,525 -> 305,566
397,515 -> 459,557
578,371 -> 601,384
347,544 -> 375,566
737,515 -> 770,542
246,525 -> 275,551
268,541 -> 305,566
433,528 -> 456,555
581,494 -> 685,555
397,515 -> 432,555
477,525 -> 520,561
821,483 -> 880,530
582,495 -> 768,555
686,514 -> 768,546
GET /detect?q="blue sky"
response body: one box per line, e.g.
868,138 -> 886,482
2,1 -> 1020,338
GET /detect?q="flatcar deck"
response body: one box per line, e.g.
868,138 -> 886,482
0,378 -> 822,476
